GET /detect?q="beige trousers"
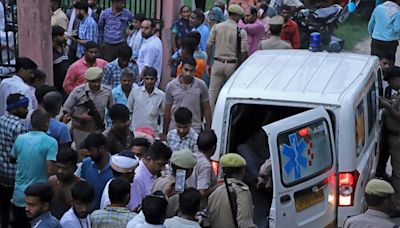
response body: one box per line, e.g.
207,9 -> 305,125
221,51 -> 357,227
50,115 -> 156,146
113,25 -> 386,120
208,61 -> 236,112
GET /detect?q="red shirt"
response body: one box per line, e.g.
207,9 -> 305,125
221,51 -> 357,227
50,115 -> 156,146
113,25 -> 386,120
280,19 -> 301,49
62,57 -> 108,94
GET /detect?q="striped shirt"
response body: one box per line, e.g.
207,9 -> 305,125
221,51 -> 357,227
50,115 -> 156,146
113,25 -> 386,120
77,15 -> 98,58
98,8 -> 133,44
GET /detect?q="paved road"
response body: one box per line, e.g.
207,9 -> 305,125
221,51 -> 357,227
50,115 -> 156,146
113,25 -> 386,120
353,37 -> 400,65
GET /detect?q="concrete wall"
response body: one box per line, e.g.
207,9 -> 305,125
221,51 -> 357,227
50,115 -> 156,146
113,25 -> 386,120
159,0 -> 181,89
17,0 -> 53,85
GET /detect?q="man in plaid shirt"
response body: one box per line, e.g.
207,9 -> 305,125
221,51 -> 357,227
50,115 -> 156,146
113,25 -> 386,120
0,93 -> 28,227
90,177 -> 136,227
72,1 -> 98,58
167,107 -> 199,153
102,43 -> 139,88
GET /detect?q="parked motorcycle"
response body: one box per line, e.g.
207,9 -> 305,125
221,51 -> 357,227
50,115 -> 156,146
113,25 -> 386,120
293,4 -> 344,48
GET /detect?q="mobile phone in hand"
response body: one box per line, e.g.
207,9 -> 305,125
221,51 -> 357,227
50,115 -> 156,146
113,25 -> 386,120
175,169 -> 186,193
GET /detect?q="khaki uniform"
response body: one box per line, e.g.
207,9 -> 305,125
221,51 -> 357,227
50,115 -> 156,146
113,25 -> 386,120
343,209 -> 397,228
208,178 -> 256,228
259,35 -> 292,50
63,83 -> 114,148
385,94 -> 400,211
151,175 -> 180,218
208,19 -> 248,112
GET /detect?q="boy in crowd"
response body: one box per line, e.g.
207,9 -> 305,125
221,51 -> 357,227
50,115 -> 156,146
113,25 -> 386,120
25,183 -> 62,228
60,180 -> 94,228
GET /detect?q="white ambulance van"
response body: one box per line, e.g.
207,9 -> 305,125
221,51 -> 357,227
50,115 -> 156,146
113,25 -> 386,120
211,50 -> 381,227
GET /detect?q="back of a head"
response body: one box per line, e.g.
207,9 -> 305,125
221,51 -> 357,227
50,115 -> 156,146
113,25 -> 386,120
186,31 -> 201,47
174,107 -> 192,125
108,177 -> 131,205
109,104 -> 130,122
144,141 -> 172,161
35,85 -> 57,105
197,129 -> 217,151
71,180 -> 95,203
84,133 -> 107,150
56,148 -> 79,166
181,37 -> 197,56
117,43 -> 133,59
179,188 -> 201,216
16,57 -> 38,72
142,191 -> 168,225
269,24 -> 283,35
52,25 -> 65,37
31,108 -> 50,131
280,4 -> 291,12
24,182 -> 53,204
43,91 -> 63,115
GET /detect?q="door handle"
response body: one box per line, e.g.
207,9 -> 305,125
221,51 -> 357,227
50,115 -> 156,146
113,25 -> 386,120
280,194 -> 291,203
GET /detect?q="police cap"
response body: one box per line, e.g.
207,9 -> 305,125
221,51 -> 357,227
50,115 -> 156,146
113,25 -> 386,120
220,153 -> 246,168
365,178 -> 395,197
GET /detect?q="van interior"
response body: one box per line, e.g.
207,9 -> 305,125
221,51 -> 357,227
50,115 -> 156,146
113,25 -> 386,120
226,103 -> 336,227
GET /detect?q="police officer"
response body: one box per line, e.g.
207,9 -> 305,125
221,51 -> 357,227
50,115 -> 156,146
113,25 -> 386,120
206,4 -> 248,112
343,179 -> 398,228
259,16 -> 292,50
380,66 -> 400,214
151,148 -> 197,218
63,67 -> 114,149
208,153 -> 256,228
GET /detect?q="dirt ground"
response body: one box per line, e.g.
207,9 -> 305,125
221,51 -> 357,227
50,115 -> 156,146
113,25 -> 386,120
353,37 -> 400,65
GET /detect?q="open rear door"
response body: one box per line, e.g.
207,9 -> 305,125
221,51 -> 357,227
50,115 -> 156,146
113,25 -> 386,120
264,107 -> 337,228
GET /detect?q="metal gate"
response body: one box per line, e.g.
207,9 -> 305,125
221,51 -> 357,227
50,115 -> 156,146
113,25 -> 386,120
0,0 -> 18,77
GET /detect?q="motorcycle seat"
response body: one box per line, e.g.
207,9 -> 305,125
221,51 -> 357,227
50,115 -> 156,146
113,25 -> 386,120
314,5 -> 341,20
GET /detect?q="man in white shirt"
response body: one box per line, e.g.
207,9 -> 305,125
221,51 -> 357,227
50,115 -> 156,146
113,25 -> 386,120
0,57 -> 38,116
137,19 -> 163,83
60,180 -> 94,228
164,188 -> 201,228
126,67 -> 165,136
100,152 -> 139,210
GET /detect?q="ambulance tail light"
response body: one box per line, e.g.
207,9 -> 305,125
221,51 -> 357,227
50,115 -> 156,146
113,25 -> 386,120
211,160 -> 219,176
338,170 -> 359,206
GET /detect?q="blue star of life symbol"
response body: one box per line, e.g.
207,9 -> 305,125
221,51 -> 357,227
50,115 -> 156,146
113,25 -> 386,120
282,133 -> 308,180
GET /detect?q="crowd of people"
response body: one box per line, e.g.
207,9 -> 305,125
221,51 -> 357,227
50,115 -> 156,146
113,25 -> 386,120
1,0 -> 400,227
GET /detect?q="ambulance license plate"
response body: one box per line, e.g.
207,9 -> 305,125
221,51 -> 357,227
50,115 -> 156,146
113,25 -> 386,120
295,190 -> 324,212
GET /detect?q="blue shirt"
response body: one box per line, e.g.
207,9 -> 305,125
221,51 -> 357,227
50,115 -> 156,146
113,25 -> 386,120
98,8 -> 133,44
31,212 -> 62,228
80,155 -> 113,210
48,118 -> 72,145
77,15 -> 98,58
368,1 -> 400,41
102,58 -> 139,88
193,23 -> 210,51
11,131 -> 58,207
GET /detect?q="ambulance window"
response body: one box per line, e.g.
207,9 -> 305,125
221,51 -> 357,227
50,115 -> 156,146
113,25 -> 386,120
277,119 -> 333,187
355,101 -> 365,156
367,83 -> 377,135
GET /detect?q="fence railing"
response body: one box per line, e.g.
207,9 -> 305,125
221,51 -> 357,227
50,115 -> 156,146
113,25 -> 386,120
0,0 -> 18,76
